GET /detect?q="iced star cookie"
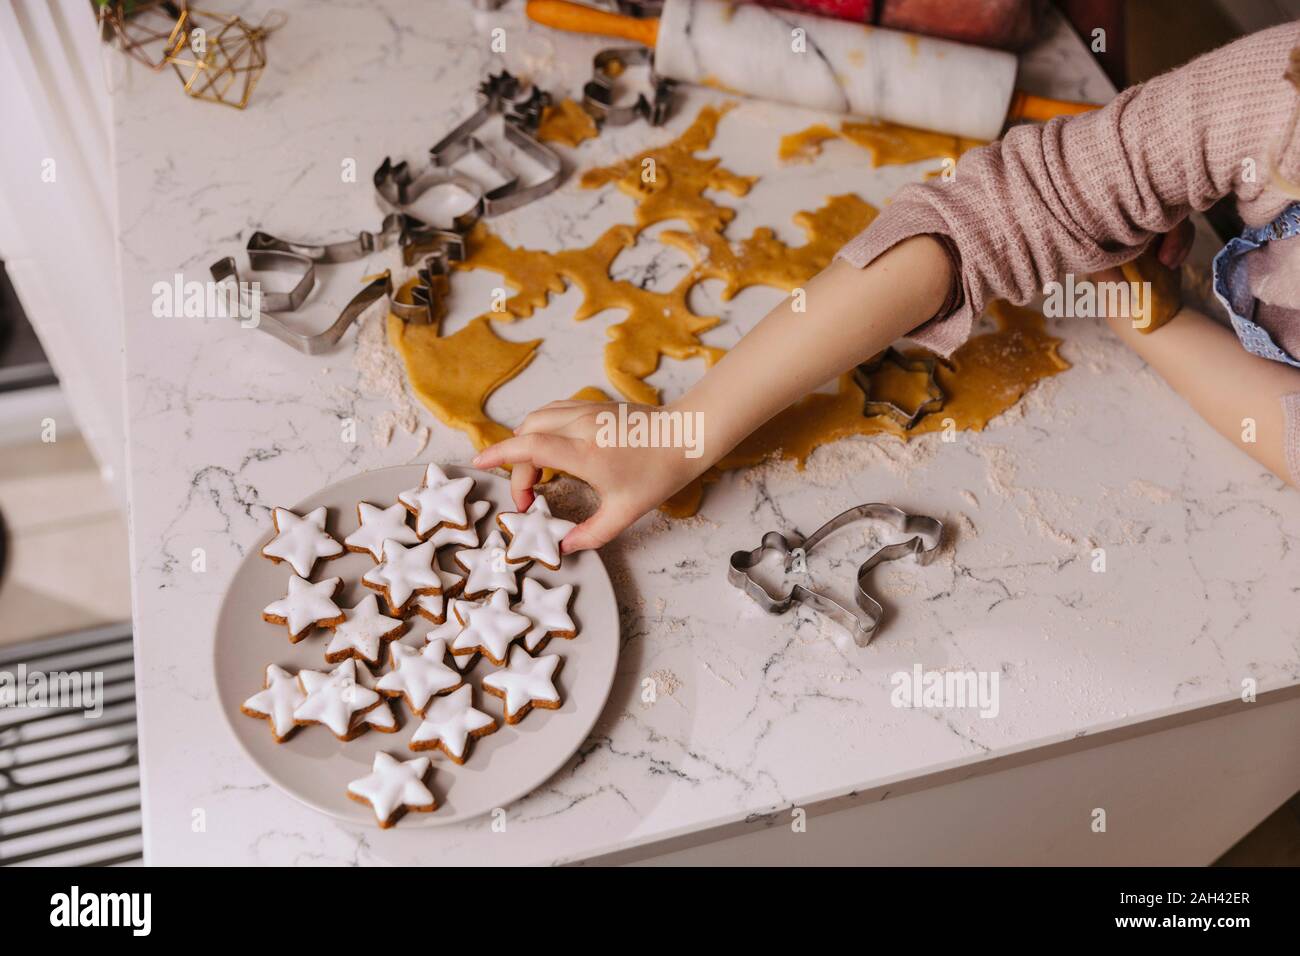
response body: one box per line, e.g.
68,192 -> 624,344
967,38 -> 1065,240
497,495 -> 576,570
344,501 -> 420,561
346,752 -> 437,828
451,590 -> 530,666
512,578 -> 577,652
323,593 -> 406,666
409,684 -> 497,764
453,529 -> 522,598
262,574 -> 344,642
376,639 -> 463,716
398,463 -> 475,536
261,506 -> 344,578
428,498 -> 491,550
293,659 -> 381,740
362,538 -> 461,616
355,662 -> 399,733
241,664 -> 306,743
482,646 -> 563,724
423,615 -> 479,672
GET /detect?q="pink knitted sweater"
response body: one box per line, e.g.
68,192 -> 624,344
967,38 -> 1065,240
837,21 -> 1300,482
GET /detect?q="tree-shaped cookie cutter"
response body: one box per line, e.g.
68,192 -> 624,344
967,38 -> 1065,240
728,503 -> 944,646
583,47 -> 675,127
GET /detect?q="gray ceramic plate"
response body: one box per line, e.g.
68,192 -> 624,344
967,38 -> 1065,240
213,465 -> 619,827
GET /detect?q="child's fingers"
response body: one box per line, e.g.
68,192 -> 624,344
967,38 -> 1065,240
561,502 -> 634,554
472,433 -> 575,473
509,462 -> 539,512
514,403 -> 590,437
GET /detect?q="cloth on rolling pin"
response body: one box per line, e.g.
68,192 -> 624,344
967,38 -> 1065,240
736,0 -> 1044,50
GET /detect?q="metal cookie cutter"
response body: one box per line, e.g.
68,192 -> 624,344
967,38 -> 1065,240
389,247 -> 464,325
429,70 -> 564,216
373,157 -> 486,233
582,47 -> 675,127
209,250 -> 393,356
852,348 -> 946,429
728,503 -> 944,647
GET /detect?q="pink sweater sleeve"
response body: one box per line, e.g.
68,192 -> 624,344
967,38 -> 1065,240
1286,394 -> 1300,486
837,21 -> 1300,357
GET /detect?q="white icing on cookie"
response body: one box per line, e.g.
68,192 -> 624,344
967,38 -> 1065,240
262,506 -> 344,578
346,752 -> 436,828
376,639 -> 463,715
262,574 -> 344,641
454,529 -> 521,597
241,664 -> 306,742
481,646 -> 563,723
362,539 -> 456,615
409,684 -> 497,763
398,464 -> 475,536
497,495 -> 576,569
355,662 -> 398,732
293,659 -> 381,739
451,589 -> 530,666
428,498 -> 491,550
513,578 -> 576,652
345,502 -> 421,561
324,593 -> 405,665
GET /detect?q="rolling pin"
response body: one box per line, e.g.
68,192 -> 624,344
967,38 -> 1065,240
528,0 -> 1094,140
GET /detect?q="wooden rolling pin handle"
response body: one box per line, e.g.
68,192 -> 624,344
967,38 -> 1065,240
1007,90 -> 1100,124
525,0 -> 660,47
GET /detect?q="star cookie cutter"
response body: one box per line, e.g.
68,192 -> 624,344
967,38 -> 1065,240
728,503 -> 944,647
582,47 -> 675,127
852,348 -> 946,429
429,71 -> 565,216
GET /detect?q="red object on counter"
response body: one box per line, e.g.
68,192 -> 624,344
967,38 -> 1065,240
743,0 -> 1044,51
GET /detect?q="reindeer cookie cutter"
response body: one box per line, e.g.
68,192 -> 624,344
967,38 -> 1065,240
582,47 -> 675,127
728,503 -> 944,646
429,70 -> 564,216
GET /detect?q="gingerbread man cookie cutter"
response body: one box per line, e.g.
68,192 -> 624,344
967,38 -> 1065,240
728,503 -> 944,646
582,47 -> 675,127
429,71 -> 565,216
852,348 -> 946,430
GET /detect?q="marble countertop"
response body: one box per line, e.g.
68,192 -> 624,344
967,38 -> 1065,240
113,0 -> 1300,865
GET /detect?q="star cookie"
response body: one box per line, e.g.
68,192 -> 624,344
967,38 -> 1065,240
261,506 -> 344,578
497,495 -> 576,570
293,659 -> 381,740
453,529 -> 522,598
423,615 -> 479,672
262,574 -> 344,642
398,463 -> 475,536
240,664 -> 306,743
451,590 -> 530,666
346,752 -> 437,828
409,684 -> 497,764
324,593 -> 405,666
355,662 -> 399,733
428,498 -> 491,550
482,646 -> 563,724
513,578 -> 577,652
344,502 -> 420,561
362,538 -> 461,616
376,639 -> 463,716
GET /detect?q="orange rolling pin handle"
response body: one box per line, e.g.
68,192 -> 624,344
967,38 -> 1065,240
525,0 -> 660,47
1006,90 -> 1101,124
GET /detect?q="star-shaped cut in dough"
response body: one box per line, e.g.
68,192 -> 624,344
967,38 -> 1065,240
362,538 -> 460,616
451,590 -> 531,666
409,684 -> 497,764
262,574 -> 344,642
346,752 -> 437,828
428,498 -> 491,550
344,501 -> 421,561
482,646 -> 563,724
376,639 -> 463,716
241,664 -> 306,743
261,506 -> 344,578
398,463 -> 475,536
453,529 -> 522,598
512,578 -> 577,652
324,593 -> 406,665
497,495 -> 577,570
293,659 -> 381,740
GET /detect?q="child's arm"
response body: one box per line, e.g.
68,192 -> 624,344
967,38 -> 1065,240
473,236 -> 952,551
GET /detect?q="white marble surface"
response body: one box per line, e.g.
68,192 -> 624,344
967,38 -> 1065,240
112,0 -> 1300,865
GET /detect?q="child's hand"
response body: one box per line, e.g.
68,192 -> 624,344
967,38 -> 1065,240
472,400 -> 710,554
